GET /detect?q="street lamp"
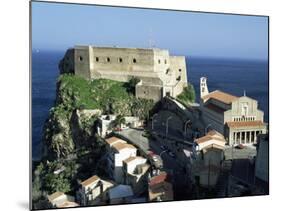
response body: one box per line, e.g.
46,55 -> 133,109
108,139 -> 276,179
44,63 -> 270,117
160,149 -> 168,158
184,119 -> 191,138
166,116 -> 172,138
152,113 -> 159,130
205,124 -> 212,135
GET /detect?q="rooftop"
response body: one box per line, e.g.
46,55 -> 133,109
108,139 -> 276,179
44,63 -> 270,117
81,175 -> 100,187
227,120 -> 265,128
57,201 -> 79,208
105,136 -> 126,145
123,156 -> 146,164
47,192 -> 65,202
202,90 -> 238,104
205,103 -> 227,113
112,142 -> 136,152
149,172 -> 169,186
195,130 -> 225,144
108,184 -> 134,199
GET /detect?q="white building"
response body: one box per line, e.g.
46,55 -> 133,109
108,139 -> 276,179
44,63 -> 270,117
78,175 -> 114,206
105,136 -> 137,183
98,115 -> 142,137
47,192 -> 79,208
200,77 -> 267,146
123,156 -> 150,195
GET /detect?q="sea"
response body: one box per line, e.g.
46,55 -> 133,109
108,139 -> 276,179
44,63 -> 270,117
32,51 -> 269,160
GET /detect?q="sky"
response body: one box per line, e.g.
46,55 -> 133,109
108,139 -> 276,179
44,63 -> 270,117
31,1 -> 268,60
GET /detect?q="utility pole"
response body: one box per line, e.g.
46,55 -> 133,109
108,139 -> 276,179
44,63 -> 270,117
184,119 -> 191,138
152,113 -> 158,130
166,116 -> 172,138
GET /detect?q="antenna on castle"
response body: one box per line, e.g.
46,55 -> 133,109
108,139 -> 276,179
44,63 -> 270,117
243,90 -> 246,96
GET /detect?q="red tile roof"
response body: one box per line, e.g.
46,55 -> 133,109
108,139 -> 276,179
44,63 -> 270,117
149,172 -> 168,186
202,90 -> 238,104
195,130 -> 225,144
226,120 -> 265,128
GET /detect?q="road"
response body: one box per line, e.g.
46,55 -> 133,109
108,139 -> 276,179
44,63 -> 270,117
116,128 -> 192,200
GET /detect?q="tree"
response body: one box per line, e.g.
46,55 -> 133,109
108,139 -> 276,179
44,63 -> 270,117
110,114 -> 126,129
127,77 -> 141,93
177,84 -> 196,105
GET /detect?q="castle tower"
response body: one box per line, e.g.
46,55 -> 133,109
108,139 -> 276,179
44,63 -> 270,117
200,77 -> 209,98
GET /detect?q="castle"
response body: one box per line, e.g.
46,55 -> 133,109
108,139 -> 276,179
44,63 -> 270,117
59,45 -> 188,101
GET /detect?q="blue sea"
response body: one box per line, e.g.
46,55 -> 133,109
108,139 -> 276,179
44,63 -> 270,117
32,51 -> 269,160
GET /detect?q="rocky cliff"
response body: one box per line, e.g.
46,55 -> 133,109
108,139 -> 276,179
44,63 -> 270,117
42,74 -> 154,160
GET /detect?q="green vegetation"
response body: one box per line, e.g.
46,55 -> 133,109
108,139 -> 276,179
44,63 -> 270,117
43,74 -> 154,160
176,83 -> 196,106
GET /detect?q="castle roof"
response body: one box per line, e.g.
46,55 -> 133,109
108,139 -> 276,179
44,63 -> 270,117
202,90 -> 238,104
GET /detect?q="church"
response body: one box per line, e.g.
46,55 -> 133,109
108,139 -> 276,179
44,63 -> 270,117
199,77 -> 267,146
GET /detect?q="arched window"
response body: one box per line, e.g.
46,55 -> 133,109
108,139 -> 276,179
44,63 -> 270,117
79,56 -> 83,61
107,57 -> 110,62
179,69 -> 182,72
158,59 -> 161,64
133,58 -> 137,63
119,58 -> 123,63
164,59 -> 167,64
96,57 -> 99,62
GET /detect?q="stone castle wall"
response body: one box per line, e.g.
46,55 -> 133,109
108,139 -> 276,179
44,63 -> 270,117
60,45 -> 188,101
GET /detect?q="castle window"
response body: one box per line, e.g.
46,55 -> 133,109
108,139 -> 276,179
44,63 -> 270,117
164,59 -> 167,64
158,59 -> 161,64
133,58 -> 137,63
79,56 -> 83,61
179,69 -> 182,72
107,57 -> 110,62
96,57 -> 99,62
119,58 -> 123,63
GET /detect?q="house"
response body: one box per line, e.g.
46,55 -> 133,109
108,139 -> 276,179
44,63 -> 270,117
78,175 -> 114,206
108,184 -> 134,204
191,130 -> 226,188
148,172 -> 173,201
123,156 -> 150,195
106,136 -> 137,183
200,77 -> 267,145
47,192 -> 79,208
98,115 -> 142,137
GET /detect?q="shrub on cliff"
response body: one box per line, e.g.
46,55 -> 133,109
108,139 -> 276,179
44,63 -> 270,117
177,83 -> 196,106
